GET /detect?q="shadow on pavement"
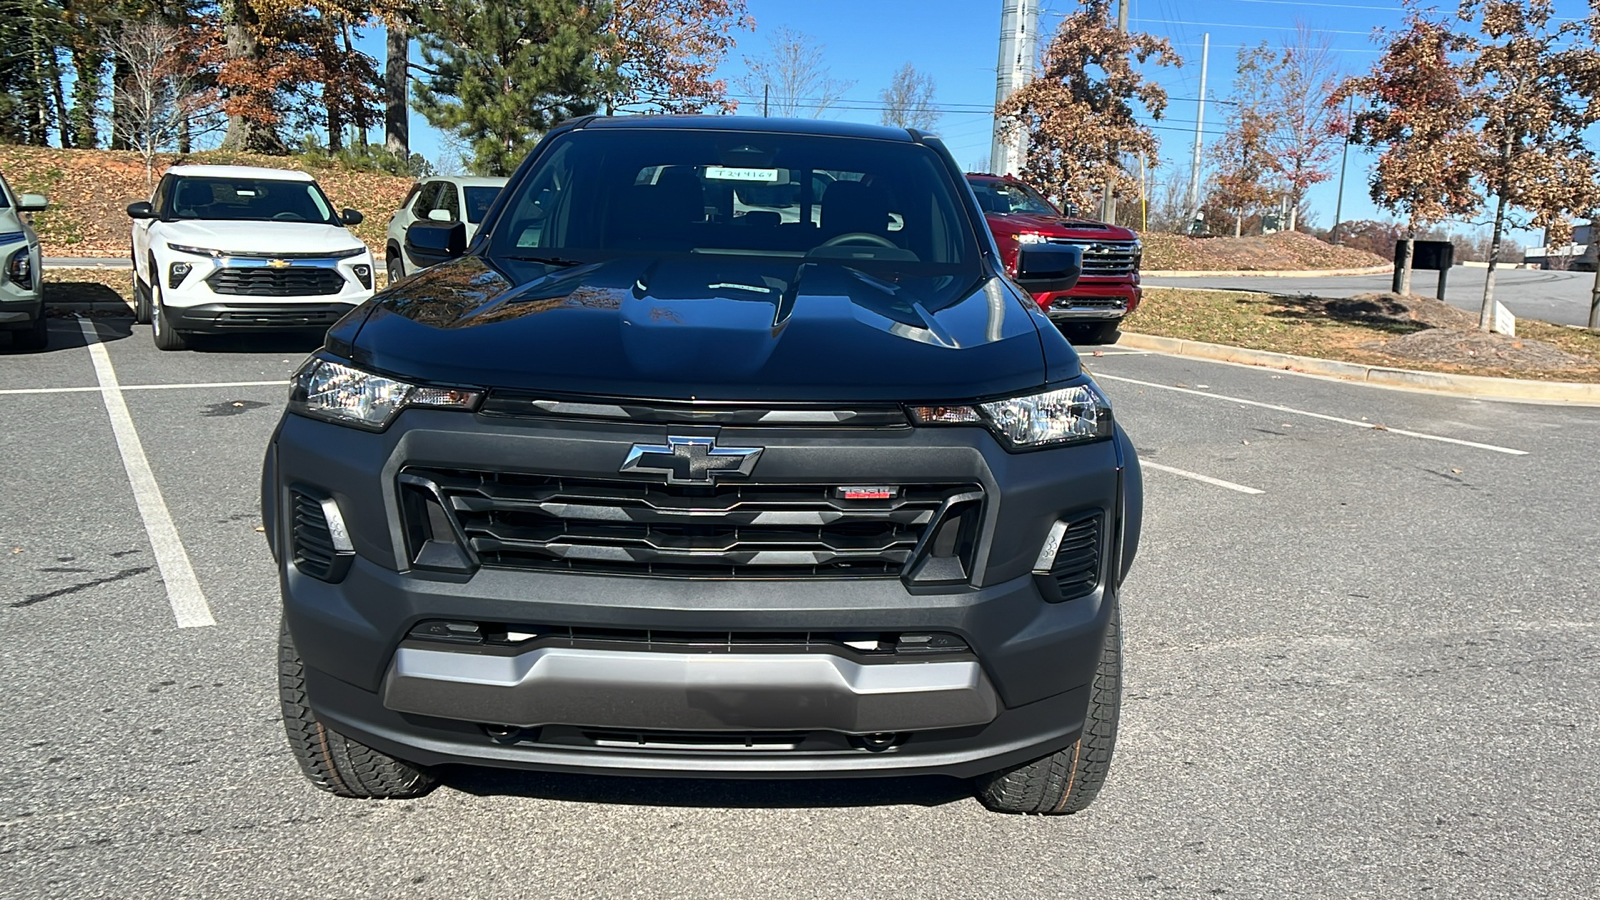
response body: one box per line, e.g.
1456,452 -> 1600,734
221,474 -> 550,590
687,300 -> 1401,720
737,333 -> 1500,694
187,331 -> 327,355
1,315 -> 133,354
438,767 -> 973,810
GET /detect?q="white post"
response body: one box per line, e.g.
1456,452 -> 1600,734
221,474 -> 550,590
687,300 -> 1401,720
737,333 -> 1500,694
1187,33 -> 1209,231
991,0 -> 1039,176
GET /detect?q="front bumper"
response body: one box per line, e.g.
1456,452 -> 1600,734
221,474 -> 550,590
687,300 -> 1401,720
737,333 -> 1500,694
1034,277 -> 1143,321
267,408 -> 1140,778
169,302 -> 360,332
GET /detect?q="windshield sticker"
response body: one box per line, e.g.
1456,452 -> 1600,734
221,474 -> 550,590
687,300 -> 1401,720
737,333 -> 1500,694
705,166 -> 780,183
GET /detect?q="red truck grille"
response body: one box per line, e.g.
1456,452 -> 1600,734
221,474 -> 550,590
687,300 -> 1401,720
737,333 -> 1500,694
1046,239 -> 1140,276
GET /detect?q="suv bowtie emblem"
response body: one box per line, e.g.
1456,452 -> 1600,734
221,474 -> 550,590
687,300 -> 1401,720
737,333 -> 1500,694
621,436 -> 763,484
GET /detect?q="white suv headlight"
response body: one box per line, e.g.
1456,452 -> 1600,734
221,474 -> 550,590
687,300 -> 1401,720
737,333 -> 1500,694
910,382 -> 1113,450
289,357 -> 481,431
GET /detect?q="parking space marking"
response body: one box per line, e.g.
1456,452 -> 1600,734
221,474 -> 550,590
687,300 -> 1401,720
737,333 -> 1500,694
78,321 -> 216,628
0,380 -> 285,396
1093,372 -> 1530,456
1141,461 -> 1265,495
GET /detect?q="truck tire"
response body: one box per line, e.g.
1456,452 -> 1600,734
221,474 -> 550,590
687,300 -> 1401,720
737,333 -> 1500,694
278,618 -> 437,799
974,599 -> 1122,815
150,281 -> 189,351
1070,321 -> 1121,345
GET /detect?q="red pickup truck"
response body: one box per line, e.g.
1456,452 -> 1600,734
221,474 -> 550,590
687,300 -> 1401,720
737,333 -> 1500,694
966,173 -> 1142,345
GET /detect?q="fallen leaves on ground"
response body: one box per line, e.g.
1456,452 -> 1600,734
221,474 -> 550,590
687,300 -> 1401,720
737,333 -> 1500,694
1142,231 -> 1390,271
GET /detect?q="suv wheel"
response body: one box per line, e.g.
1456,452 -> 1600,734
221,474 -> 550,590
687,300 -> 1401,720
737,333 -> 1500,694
150,281 -> 189,351
278,618 -> 437,799
132,273 -> 152,325
974,599 -> 1122,815
385,253 -> 405,286
13,310 -> 48,351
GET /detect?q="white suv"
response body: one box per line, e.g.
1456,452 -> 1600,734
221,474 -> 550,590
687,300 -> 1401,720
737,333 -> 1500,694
383,175 -> 507,282
0,172 -> 48,351
128,165 -> 376,350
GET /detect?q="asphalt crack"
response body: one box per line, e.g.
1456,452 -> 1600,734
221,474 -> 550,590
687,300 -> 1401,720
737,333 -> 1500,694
11,566 -> 154,608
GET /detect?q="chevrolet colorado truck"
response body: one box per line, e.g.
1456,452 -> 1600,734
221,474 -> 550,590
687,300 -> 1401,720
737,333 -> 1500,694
264,117 -> 1142,815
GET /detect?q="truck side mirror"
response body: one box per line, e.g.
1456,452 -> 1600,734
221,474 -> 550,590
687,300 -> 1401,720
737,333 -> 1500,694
1014,243 -> 1082,294
405,220 -> 467,267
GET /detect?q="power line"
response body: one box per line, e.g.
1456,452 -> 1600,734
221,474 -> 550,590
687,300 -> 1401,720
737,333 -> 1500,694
1225,0 -> 1403,10
1131,17 -> 1374,35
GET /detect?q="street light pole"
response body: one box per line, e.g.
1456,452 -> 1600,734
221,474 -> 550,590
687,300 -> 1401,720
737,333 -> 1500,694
1331,96 -> 1354,244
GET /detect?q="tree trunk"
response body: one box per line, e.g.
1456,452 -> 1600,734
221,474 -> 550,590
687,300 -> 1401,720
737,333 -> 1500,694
1589,259 -> 1600,330
1287,195 -> 1298,233
68,46 -> 101,149
179,118 -> 191,155
110,54 -> 133,150
1479,193 -> 1509,332
48,53 -> 70,149
1234,212 -> 1242,238
219,0 -> 285,154
1398,229 -> 1414,296
384,19 -> 409,155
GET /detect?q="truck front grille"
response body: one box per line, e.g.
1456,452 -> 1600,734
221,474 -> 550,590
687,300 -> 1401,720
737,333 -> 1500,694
1045,239 -> 1140,276
207,266 -> 346,297
401,468 -> 980,579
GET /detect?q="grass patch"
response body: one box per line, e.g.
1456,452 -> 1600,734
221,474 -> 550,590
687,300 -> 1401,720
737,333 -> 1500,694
1127,287 -> 1600,383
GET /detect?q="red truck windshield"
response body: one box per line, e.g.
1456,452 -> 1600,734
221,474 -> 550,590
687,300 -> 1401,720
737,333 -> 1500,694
969,179 -> 1060,217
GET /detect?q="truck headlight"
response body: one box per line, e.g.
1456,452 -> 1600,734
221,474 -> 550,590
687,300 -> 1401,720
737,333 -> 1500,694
289,357 -> 481,431
910,382 -> 1112,450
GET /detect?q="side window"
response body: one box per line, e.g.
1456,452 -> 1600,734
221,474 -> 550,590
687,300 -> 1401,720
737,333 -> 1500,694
410,182 -> 440,218
435,183 -> 461,222
502,144 -> 572,249
151,175 -> 172,216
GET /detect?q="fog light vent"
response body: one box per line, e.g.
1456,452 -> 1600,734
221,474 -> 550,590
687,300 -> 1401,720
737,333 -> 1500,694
1032,513 -> 1102,603
290,488 -> 355,582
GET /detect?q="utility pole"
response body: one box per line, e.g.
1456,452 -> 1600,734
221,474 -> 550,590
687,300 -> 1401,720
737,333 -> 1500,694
991,0 -> 1040,176
1331,96 -> 1354,243
1186,32 -> 1209,233
763,85 -> 769,117
1101,0 -> 1128,223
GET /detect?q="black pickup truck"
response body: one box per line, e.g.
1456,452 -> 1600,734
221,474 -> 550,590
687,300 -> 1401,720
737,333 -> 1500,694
263,116 -> 1142,815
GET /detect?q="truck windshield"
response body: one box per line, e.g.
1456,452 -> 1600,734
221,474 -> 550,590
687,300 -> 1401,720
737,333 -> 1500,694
165,177 -> 339,225
969,179 -> 1061,217
489,129 -> 980,277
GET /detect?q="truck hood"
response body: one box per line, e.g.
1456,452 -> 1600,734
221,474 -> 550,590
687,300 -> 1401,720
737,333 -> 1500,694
157,220 -> 368,256
350,255 -> 1070,402
990,212 -> 1140,241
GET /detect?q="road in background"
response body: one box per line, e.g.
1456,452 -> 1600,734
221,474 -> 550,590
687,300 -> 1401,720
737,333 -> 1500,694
1146,266 -> 1595,327
2,325 -> 1598,898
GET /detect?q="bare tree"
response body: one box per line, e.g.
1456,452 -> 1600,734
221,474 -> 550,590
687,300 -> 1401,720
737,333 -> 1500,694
736,25 -> 852,117
1210,44 -> 1281,237
108,19 -> 224,184
879,63 -> 940,130
1264,23 -> 1347,232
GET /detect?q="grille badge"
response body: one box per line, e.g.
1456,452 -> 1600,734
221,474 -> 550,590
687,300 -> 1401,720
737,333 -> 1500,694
620,436 -> 763,484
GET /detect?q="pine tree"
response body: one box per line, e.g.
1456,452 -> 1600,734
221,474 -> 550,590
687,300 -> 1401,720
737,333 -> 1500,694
412,0 -> 615,175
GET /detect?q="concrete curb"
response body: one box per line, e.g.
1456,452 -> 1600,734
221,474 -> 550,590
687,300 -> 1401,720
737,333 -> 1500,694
1115,331 -> 1600,406
1143,265 -> 1390,278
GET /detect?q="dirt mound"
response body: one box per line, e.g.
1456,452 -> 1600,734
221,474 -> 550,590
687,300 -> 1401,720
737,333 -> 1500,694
1368,328 -> 1597,373
1143,231 -> 1389,272
1333,292 -> 1481,330
0,146 -> 413,258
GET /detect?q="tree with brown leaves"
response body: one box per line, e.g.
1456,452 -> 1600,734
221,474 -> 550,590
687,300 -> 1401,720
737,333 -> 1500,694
1335,8 -> 1479,294
601,0 -> 753,114
996,0 -> 1178,217
1455,0 -> 1600,331
1210,44 -> 1281,237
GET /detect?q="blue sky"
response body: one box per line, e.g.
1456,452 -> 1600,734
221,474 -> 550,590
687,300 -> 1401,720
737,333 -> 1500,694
369,0 -> 1598,241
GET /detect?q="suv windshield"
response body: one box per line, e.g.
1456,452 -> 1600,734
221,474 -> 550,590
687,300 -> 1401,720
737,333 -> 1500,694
489,129 -> 979,276
165,176 -> 338,224
969,179 -> 1060,217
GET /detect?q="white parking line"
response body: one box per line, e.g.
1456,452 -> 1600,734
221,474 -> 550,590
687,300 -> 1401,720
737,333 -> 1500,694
1093,373 -> 1529,456
1142,461 -> 1265,495
0,380 -> 285,396
78,321 -> 215,628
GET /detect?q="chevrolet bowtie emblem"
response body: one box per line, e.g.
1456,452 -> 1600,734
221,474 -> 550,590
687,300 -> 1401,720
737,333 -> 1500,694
620,436 -> 763,484
268,259 -> 291,269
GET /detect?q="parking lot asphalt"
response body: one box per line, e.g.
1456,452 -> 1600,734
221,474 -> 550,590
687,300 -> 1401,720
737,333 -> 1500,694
3,321 -> 1598,899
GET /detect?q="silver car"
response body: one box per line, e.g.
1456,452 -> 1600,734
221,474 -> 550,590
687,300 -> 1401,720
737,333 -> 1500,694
384,176 -> 507,283
0,173 -> 49,351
